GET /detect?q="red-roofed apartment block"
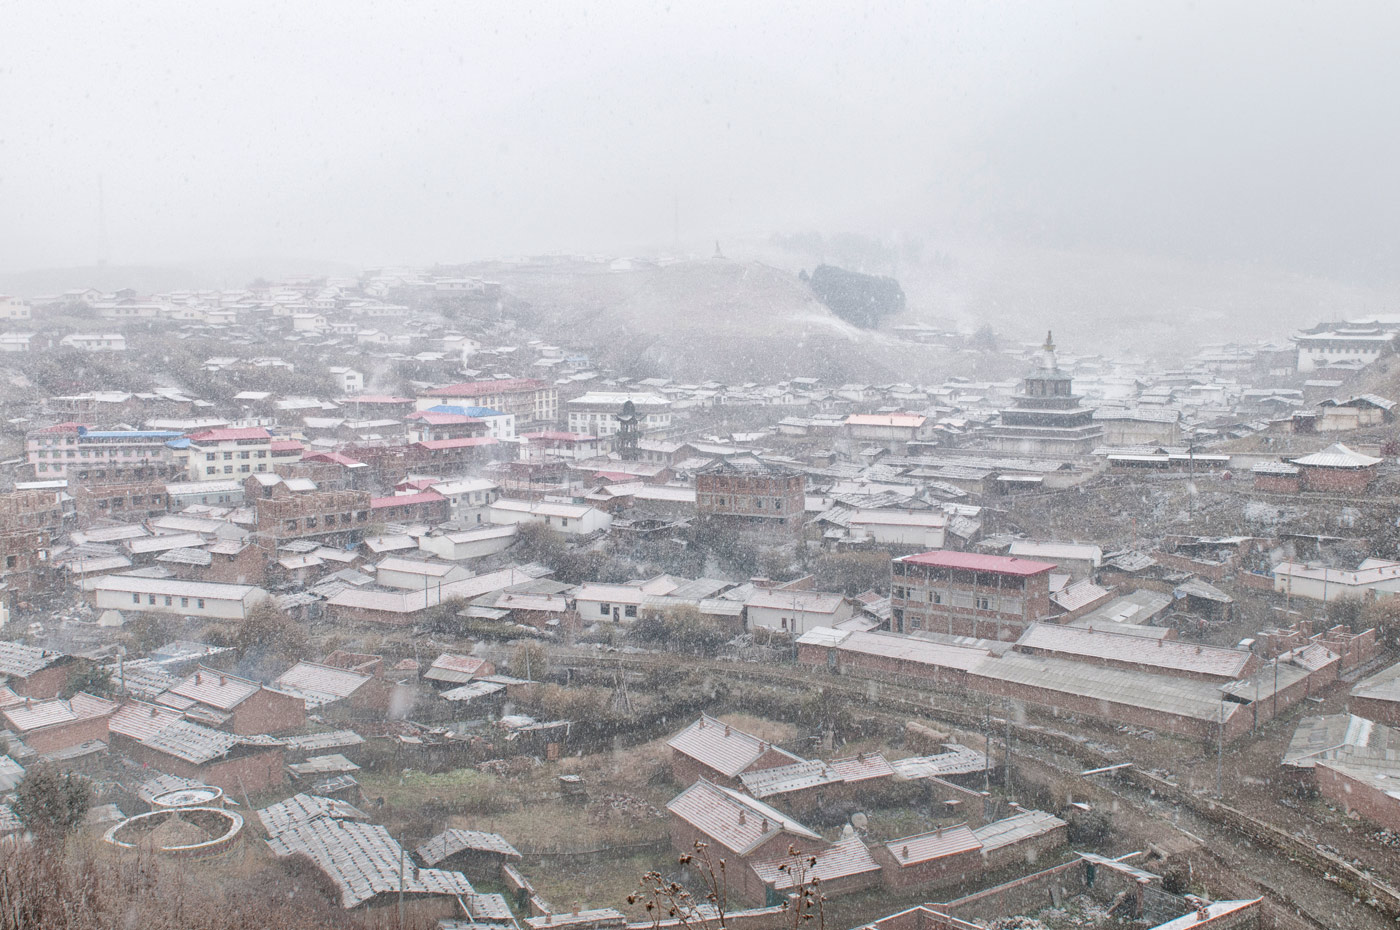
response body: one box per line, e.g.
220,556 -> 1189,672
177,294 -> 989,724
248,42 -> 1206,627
891,551 -> 1055,640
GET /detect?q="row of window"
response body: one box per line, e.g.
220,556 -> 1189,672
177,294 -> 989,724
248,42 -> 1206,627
596,602 -> 638,618
284,511 -> 368,531
133,592 -> 206,609
205,464 -> 268,474
205,450 -> 267,461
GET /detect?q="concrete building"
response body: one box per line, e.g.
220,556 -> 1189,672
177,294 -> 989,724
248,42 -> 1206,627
417,378 -> 557,425
185,427 -> 274,481
566,391 -> 672,437
27,423 -> 184,479
430,478 -> 500,523
745,588 -> 853,636
60,333 -> 126,351
488,498 -> 611,535
891,550 -> 1055,639
91,576 -> 269,620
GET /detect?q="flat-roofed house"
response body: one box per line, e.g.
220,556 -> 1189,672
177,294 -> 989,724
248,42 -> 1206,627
90,576 -> 269,620
744,588 -> 853,636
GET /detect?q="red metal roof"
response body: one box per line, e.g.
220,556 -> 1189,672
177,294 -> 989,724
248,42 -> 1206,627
898,550 -> 1056,576
422,378 -> 546,397
415,437 -> 498,450
371,490 -> 446,508
270,439 -> 305,452
186,427 -> 272,442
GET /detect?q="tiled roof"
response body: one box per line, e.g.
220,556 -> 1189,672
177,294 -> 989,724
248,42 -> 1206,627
749,837 -> 880,890
883,824 -> 981,865
416,828 -> 521,866
665,779 -> 820,855
667,714 -> 799,778
274,662 -> 373,707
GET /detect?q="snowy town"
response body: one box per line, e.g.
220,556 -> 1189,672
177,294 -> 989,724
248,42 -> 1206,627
0,267 -> 1395,930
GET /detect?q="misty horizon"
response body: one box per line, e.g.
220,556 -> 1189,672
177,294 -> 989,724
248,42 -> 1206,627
5,1 -> 1400,288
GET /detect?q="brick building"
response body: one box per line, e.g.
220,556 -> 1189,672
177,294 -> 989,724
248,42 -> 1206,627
696,458 -> 805,531
0,691 -> 117,754
73,480 -> 169,524
891,551 -> 1055,640
0,642 -> 85,698
0,489 -> 65,595
154,666 -> 306,735
245,474 -> 372,544
667,714 -> 803,786
872,825 -> 984,890
108,700 -> 286,793
1290,443 -> 1382,493
370,490 -> 451,525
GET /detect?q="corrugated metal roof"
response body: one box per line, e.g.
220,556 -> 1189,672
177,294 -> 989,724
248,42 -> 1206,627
0,642 -> 62,679
889,744 -> 988,780
971,810 -> 1066,852
1015,623 -> 1252,679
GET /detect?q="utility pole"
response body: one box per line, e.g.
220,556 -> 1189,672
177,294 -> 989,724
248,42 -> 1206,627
398,834 -> 406,929
1216,700 -> 1224,799
1005,701 -> 1013,797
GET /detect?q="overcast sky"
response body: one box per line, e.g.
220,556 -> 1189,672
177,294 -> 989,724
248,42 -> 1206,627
3,1 -> 1399,279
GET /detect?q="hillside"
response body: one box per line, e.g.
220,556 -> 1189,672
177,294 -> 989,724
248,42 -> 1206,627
465,258 -> 983,383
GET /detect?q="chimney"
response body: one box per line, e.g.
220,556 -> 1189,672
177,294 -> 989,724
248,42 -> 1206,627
1157,638 -> 1163,647
738,810 -> 746,826
761,817 -> 768,832
698,717 -> 704,729
759,741 -> 767,752
572,904 -> 581,916
219,674 -> 227,686
195,671 -> 202,684
149,704 -> 158,717
901,845 -> 910,859
936,826 -> 943,838
724,725 -> 731,737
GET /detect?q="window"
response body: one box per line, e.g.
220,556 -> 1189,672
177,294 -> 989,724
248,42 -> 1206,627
4,555 -> 15,569
224,465 -> 234,474
975,596 -> 990,610
133,593 -> 140,604
197,599 -> 205,609
560,518 -> 569,527
223,452 -> 233,460
931,592 -> 942,604
206,453 -> 216,461
599,603 -> 611,616
239,465 -> 250,473
206,466 -> 216,475
624,605 -> 637,618
164,596 -> 172,606
148,595 -> 157,605
181,597 -> 189,607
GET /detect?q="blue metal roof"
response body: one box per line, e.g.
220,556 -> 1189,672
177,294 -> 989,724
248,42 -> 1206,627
429,404 -> 506,417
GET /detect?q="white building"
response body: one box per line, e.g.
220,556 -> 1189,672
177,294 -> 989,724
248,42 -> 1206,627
846,510 -> 947,549
328,367 -> 364,394
1293,327 -> 1398,372
90,576 -> 268,620
430,478 -> 500,523
417,524 -> 517,561
0,333 -> 34,352
744,589 -> 853,636
488,499 -> 612,535
1272,559 -> 1400,603
566,392 -> 672,437
60,333 -> 127,352
0,297 -> 32,321
184,427 -> 274,480
373,557 -> 472,591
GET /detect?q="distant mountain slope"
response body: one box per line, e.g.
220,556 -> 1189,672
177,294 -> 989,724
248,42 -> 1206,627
468,258 -> 959,382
